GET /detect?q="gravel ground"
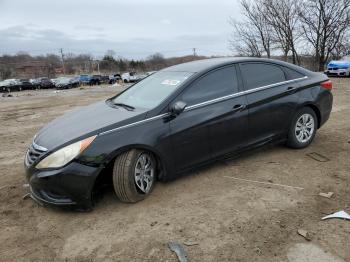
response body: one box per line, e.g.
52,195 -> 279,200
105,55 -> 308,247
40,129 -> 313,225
0,80 -> 349,262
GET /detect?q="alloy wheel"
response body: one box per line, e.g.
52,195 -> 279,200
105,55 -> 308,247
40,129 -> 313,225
134,153 -> 154,194
295,113 -> 315,143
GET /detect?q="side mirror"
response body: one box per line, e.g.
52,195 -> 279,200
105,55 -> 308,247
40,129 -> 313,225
171,101 -> 187,116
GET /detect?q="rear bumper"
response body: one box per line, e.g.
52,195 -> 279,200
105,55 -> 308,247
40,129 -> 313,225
319,91 -> 333,128
24,161 -> 101,209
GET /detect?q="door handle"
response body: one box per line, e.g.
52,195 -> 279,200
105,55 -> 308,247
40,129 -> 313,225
287,86 -> 298,93
232,104 -> 246,112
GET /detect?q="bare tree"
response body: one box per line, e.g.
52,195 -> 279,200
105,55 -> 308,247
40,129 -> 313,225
330,35 -> 350,59
229,20 -> 263,57
229,0 -> 273,57
263,0 -> 302,64
146,53 -> 167,70
300,0 -> 350,71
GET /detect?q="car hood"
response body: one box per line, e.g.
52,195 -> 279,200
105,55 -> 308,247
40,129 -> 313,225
35,100 -> 147,150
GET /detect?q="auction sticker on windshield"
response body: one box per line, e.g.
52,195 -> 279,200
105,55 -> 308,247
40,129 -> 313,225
161,79 -> 181,86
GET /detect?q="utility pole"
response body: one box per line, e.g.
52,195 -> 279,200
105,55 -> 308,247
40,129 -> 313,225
59,48 -> 65,75
192,48 -> 197,57
96,60 -> 100,74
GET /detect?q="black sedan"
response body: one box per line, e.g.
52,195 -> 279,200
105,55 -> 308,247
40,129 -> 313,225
18,79 -> 34,90
24,58 -> 333,209
38,77 -> 55,89
55,77 -> 80,89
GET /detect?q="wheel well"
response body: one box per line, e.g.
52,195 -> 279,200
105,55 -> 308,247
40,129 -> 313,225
304,104 -> 321,128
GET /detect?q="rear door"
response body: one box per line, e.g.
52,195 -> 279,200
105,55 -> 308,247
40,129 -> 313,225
238,62 -> 304,145
169,65 -> 248,172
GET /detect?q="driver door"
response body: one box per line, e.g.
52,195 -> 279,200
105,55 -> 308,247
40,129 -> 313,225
168,65 -> 247,172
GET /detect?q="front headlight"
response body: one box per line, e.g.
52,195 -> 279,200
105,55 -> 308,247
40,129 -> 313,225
36,135 -> 96,169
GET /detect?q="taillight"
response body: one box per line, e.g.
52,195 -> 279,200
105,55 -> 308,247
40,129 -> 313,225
321,80 -> 332,90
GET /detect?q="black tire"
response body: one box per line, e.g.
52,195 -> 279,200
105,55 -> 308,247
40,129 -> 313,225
113,149 -> 156,203
286,107 -> 318,149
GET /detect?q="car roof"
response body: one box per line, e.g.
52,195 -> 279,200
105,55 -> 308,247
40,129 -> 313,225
161,57 -> 312,75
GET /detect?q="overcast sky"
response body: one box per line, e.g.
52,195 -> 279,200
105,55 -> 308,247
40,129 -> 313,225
0,0 -> 241,59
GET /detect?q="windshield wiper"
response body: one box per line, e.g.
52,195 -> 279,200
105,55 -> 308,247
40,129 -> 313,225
113,102 -> 135,111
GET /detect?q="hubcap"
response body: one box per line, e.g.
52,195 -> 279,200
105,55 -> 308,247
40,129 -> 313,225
295,113 -> 315,143
134,153 -> 154,194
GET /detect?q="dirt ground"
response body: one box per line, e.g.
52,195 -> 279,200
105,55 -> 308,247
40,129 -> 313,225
0,80 -> 349,262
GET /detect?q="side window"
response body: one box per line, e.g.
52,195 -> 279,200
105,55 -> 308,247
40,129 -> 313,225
240,63 -> 286,90
282,67 -> 305,80
181,66 -> 238,106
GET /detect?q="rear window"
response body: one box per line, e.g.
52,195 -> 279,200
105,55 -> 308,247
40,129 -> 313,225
283,67 -> 305,80
240,63 -> 286,90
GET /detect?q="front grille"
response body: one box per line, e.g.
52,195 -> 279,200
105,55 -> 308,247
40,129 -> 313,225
25,141 -> 48,166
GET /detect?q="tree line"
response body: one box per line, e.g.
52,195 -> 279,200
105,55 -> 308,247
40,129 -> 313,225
230,0 -> 350,71
0,51 -> 205,80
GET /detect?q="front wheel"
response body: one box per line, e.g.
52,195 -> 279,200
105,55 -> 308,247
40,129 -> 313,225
286,107 -> 318,149
113,149 -> 156,203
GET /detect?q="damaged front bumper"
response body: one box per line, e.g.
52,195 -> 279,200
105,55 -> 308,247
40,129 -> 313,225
24,161 -> 101,209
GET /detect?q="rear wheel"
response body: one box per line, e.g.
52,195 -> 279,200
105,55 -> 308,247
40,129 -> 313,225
113,149 -> 156,203
286,107 -> 317,149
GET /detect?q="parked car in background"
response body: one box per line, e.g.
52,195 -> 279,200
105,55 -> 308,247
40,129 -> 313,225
79,74 -> 91,84
24,57 -> 333,209
121,72 -> 137,83
70,76 -> 80,87
100,75 -> 110,84
54,77 -> 70,89
89,75 -> 101,85
325,60 -> 350,77
0,79 -> 13,92
51,78 -> 59,85
18,79 -> 34,90
0,79 -> 21,92
38,77 -> 54,89
55,77 -> 80,89
29,78 -> 41,89
109,74 -> 121,84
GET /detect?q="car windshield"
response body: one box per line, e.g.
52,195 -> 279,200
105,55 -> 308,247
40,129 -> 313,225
111,71 -> 193,109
